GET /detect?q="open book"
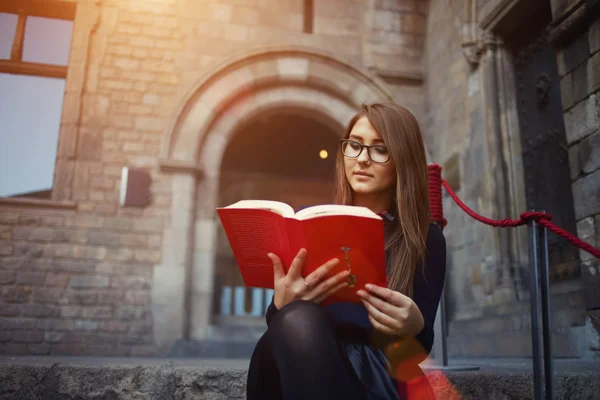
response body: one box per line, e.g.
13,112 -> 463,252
216,200 -> 387,304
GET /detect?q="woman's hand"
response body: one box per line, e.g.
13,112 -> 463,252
357,284 -> 424,337
269,248 -> 350,309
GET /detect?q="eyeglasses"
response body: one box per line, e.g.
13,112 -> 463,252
340,139 -> 390,164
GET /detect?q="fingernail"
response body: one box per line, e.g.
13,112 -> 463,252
365,284 -> 373,290
357,290 -> 366,297
267,253 -> 273,258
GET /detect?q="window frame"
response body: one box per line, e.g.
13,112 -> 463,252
0,0 -> 76,79
0,0 -> 77,200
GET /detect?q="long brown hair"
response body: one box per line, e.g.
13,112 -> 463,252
334,103 -> 430,297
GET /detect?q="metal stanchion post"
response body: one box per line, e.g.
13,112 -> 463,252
539,223 -> 554,399
528,214 -> 555,400
440,288 -> 448,367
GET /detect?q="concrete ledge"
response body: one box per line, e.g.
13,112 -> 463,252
1,357 -> 599,400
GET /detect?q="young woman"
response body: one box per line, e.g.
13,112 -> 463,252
246,103 -> 447,400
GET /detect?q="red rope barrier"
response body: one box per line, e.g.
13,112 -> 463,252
427,164 -> 600,260
427,164 -> 447,229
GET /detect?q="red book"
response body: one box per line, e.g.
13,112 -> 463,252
216,200 -> 387,304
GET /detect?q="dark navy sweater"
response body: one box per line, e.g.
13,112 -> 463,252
265,214 -> 447,360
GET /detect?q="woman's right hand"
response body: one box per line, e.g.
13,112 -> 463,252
269,248 -> 350,309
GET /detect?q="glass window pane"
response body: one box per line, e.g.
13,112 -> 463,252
22,16 -> 73,66
0,73 -> 66,197
0,13 -> 18,60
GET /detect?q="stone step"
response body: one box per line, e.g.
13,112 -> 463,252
1,356 -> 599,400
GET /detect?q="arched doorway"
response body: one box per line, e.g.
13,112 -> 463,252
212,108 -> 342,335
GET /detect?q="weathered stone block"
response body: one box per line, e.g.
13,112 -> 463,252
99,321 -> 128,333
66,215 -> 104,229
549,0 -> 581,19
124,291 -> 151,306
564,95 -> 599,144
0,242 -> 12,256
2,286 -> 32,303
98,291 -> 126,306
0,318 -> 35,330
573,60 -> 588,104
114,306 -> 148,321
103,217 -> 133,231
579,130 -> 600,174
16,272 -> 46,286
556,31 -> 589,76
576,216 -> 595,255
133,218 -> 164,233
44,332 -> 64,343
0,304 -> 19,316
590,16 -> 600,54
37,319 -> 74,331
60,305 -> 82,318
111,275 -> 151,290
560,72 -> 575,110
75,320 -> 98,331
32,288 -> 66,305
0,226 -> 11,241
589,51 -> 600,96
133,249 -> 161,264
0,271 -> 15,285
106,248 -> 134,262
0,331 -> 11,343
21,304 -> 60,318
87,231 -> 120,247
569,143 -> 581,180
69,276 -> 110,289
118,234 -> 147,247
573,169 -> 600,219
81,307 -> 112,319
11,331 -> 43,344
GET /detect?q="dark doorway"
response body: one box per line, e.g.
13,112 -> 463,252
213,109 -> 342,325
505,0 -> 579,277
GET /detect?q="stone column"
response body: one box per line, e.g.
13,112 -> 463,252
190,172 -> 220,340
152,162 -> 199,354
481,33 -> 516,303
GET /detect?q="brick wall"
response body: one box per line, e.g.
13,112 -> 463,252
552,3 -> 600,350
0,208 -> 159,356
364,0 -> 428,129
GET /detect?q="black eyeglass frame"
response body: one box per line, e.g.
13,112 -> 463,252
339,139 -> 391,164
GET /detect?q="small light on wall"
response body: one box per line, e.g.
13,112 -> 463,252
319,150 -> 328,159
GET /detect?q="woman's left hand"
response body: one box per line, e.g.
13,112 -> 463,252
357,284 -> 424,337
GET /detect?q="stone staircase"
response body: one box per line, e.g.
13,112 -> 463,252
1,356 -> 599,399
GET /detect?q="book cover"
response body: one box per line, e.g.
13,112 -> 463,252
216,200 -> 387,304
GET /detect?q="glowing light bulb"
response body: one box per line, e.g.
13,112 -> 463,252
319,150 -> 328,159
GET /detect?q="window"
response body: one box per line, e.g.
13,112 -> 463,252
0,1 -> 75,198
303,0 -> 313,34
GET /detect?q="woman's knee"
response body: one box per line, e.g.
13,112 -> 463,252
269,300 -> 331,339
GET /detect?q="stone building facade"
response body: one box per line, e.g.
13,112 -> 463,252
0,0 -> 598,358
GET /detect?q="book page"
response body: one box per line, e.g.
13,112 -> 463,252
223,200 -> 294,218
295,204 -> 381,221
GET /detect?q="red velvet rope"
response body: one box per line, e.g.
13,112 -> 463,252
427,164 -> 447,229
427,164 -> 600,260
